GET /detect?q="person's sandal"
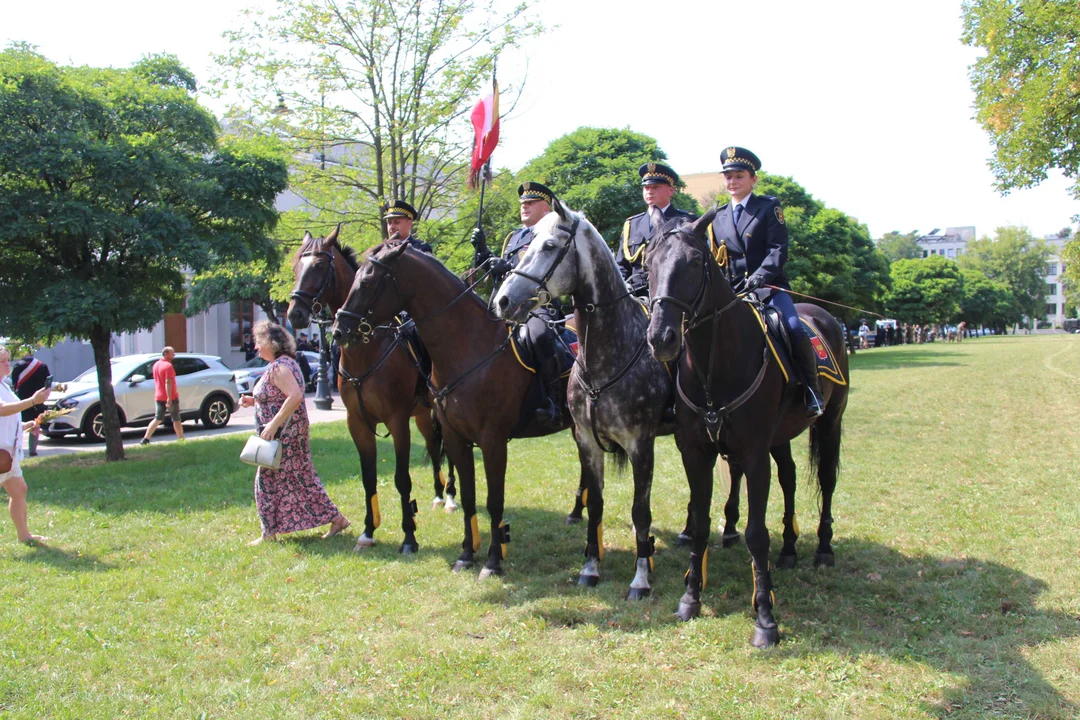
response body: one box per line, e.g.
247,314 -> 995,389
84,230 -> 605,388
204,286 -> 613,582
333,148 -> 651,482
322,516 -> 351,539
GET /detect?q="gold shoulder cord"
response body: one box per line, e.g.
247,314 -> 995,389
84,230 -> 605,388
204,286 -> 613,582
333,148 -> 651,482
622,219 -> 645,264
707,223 -> 728,267
500,231 -> 514,258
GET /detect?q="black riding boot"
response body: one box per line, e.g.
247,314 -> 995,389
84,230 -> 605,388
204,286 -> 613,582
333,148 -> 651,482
793,336 -> 825,418
535,353 -> 563,427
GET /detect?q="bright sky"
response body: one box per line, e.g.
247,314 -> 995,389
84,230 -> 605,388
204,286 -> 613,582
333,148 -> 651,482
6,0 -> 1078,239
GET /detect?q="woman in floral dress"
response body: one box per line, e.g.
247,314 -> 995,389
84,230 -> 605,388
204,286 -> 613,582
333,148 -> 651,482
240,321 -> 349,545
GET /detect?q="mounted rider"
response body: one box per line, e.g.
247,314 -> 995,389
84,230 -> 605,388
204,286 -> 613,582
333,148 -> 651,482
470,181 -> 564,427
617,163 -> 696,297
708,146 -> 824,418
383,200 -> 434,254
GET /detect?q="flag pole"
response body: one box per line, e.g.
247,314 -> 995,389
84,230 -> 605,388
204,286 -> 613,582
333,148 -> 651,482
476,160 -> 489,229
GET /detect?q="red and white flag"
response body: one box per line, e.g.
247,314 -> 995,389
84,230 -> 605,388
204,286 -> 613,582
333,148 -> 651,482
468,79 -> 499,189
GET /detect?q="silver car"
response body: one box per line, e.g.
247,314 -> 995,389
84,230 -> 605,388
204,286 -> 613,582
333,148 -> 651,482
41,353 -> 239,441
233,351 -> 321,395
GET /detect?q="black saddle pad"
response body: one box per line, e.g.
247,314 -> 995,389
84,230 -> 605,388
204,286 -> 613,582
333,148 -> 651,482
758,305 -> 846,386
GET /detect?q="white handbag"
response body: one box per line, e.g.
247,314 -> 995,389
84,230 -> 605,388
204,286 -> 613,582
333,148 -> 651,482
240,410 -> 293,470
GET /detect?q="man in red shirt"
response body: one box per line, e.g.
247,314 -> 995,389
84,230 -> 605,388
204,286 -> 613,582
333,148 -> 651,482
140,347 -> 183,445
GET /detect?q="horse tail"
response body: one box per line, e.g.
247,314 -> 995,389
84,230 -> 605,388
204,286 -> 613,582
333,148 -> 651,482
611,447 -> 629,475
431,413 -> 444,468
808,413 -> 842,507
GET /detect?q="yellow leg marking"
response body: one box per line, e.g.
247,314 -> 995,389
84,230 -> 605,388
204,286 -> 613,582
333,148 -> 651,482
581,488 -> 588,506
470,514 -> 481,552
371,494 -> 381,529
648,556 -> 654,573
438,471 -> 447,488
499,520 -> 508,560
792,513 -> 799,537
597,522 -> 604,561
701,548 -> 708,591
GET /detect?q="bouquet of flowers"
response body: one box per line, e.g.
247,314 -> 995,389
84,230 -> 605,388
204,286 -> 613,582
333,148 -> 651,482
35,407 -> 74,427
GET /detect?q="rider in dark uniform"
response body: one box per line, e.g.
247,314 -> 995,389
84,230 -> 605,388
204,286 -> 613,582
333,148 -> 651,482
470,182 -> 563,426
384,200 -> 434,254
617,163 -> 696,297
708,146 -> 824,417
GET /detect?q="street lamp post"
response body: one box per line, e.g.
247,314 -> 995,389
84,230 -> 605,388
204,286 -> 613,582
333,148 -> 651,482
313,314 -> 334,410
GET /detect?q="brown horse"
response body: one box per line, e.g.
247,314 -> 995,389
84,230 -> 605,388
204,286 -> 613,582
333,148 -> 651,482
332,240 -> 578,578
645,212 -> 849,648
286,227 -> 455,555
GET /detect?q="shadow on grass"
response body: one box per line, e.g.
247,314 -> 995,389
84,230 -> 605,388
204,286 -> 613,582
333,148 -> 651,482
452,509 -> 1077,719
13,542 -> 115,572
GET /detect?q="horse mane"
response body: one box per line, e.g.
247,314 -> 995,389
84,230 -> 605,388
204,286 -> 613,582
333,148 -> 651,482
372,241 -> 488,310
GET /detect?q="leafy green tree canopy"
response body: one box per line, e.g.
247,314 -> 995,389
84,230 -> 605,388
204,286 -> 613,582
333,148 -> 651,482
962,0 -> 1080,199
215,0 -> 543,247
957,225 -> 1051,323
960,267 -> 1015,330
876,231 -> 923,263
0,47 -> 288,460
884,256 -> 964,324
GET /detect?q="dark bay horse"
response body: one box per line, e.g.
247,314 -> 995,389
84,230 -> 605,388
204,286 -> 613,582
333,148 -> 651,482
492,203 -> 672,598
332,240 -> 579,578
286,227 -> 456,555
645,212 -> 848,648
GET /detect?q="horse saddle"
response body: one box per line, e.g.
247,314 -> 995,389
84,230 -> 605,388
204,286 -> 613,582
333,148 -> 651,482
510,320 -> 576,377
756,305 -> 847,387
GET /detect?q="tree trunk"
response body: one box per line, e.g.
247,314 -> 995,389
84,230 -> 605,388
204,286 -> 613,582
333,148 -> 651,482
88,324 -> 125,461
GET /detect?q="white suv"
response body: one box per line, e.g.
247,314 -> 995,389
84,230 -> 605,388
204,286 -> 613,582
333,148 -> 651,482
41,353 -> 239,442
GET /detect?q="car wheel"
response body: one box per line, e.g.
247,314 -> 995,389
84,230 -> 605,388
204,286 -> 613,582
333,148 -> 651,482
201,394 -> 233,429
82,406 -> 106,442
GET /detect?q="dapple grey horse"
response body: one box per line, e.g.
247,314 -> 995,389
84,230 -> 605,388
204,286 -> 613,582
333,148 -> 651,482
492,202 -> 673,599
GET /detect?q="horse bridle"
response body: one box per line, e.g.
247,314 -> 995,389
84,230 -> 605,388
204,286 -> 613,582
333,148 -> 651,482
334,254 -> 403,343
289,245 -> 337,316
507,216 -> 581,308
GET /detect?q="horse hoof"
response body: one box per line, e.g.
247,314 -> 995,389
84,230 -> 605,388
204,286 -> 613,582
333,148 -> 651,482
674,532 -> 692,547
750,623 -> 780,649
444,496 -> 458,513
576,573 -> 600,587
399,542 -> 419,555
451,560 -> 473,573
814,552 -> 835,568
626,586 -> 651,601
478,565 -> 504,580
432,497 -> 445,509
675,597 -> 701,622
353,534 -> 376,551
721,532 -> 742,548
776,554 -> 797,570
566,514 -> 583,525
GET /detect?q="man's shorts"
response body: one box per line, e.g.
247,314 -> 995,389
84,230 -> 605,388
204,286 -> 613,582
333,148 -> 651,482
155,399 -> 181,422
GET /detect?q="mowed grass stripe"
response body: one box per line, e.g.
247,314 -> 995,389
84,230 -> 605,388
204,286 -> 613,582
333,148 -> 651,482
1,336 -> 1078,719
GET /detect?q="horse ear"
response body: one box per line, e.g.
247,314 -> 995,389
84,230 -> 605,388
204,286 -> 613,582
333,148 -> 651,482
383,239 -> 410,262
303,231 -> 313,242
689,208 -> 716,242
554,199 -> 569,221
326,224 -> 341,244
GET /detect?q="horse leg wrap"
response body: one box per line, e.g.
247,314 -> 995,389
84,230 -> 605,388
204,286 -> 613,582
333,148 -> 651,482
370,493 -> 381,529
495,522 -> 511,559
684,549 -> 708,591
637,536 -> 656,573
409,498 -> 419,530
751,563 -> 776,612
469,514 -> 481,552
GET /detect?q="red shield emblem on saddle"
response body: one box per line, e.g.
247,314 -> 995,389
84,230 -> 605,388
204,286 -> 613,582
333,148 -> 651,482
810,336 -> 827,360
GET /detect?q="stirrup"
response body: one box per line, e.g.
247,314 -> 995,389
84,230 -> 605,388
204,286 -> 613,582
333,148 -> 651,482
806,390 -> 825,418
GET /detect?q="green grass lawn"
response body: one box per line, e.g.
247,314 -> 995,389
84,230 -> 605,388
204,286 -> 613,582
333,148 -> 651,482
3,335 -> 1079,719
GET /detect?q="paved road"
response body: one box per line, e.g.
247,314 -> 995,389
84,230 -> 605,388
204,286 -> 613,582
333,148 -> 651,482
27,392 -> 351,459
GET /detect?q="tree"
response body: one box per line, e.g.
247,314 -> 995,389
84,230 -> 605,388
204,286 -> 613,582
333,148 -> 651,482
883,256 -> 964,325
876,231 -> 923,262
0,48 -> 288,461
471,127 -> 701,249
958,226 -> 1051,324
960,267 -> 1015,331
962,0 -> 1080,199
1061,236 -> 1080,317
214,0 -> 543,248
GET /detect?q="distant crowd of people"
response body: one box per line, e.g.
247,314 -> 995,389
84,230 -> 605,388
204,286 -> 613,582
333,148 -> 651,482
853,320 -> 978,350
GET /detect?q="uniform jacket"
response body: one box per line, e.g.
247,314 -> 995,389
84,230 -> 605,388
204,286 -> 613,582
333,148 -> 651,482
403,235 -> 434,254
618,205 -> 696,292
11,355 -> 49,421
708,194 -> 790,293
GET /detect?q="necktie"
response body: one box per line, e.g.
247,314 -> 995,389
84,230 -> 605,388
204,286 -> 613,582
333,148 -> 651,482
734,203 -> 743,225
649,206 -> 664,232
